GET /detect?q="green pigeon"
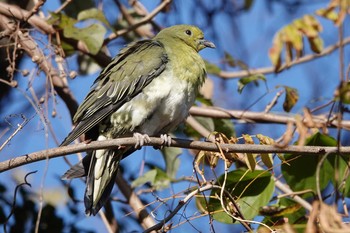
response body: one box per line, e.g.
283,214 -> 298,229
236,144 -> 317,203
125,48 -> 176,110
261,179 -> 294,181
61,25 -> 215,215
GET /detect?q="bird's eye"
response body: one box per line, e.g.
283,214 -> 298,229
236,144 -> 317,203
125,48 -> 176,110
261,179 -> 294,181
185,30 -> 192,36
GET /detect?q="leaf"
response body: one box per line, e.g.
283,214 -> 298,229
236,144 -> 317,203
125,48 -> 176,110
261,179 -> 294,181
308,36 -> 323,54
161,147 -> 181,179
245,153 -> 256,171
260,198 -> 306,230
260,154 -> 273,169
205,60 -> 221,75
131,168 -> 170,190
184,116 -> 215,139
237,74 -> 266,93
281,133 -> 346,197
283,86 -> 299,112
337,81 -> 350,104
60,0 -> 95,18
256,134 -> 274,145
48,12 -> 106,55
77,8 -> 112,29
269,33 -> 283,70
208,170 -> 274,223
316,8 -> 339,24
64,23 -> 106,55
213,118 -> 235,138
224,52 -> 236,67
269,14 -> 323,70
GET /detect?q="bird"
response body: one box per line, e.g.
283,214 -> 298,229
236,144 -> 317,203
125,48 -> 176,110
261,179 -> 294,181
60,24 -> 215,216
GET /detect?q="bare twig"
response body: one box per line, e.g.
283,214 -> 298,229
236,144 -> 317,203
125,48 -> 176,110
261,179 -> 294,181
14,27 -> 79,119
0,115 -> 28,151
115,173 -> 156,232
218,36 -> 350,79
4,171 -> 37,233
103,0 -> 172,45
189,106 -> 350,129
143,183 -> 214,233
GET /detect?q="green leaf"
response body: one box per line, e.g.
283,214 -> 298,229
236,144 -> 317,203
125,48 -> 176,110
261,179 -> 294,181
77,8 -> 112,29
131,168 -> 170,189
224,52 -> 236,67
205,61 -> 221,75
48,12 -> 106,55
283,86 -> 299,112
161,147 -> 181,179
213,118 -> 235,137
338,81 -> 350,104
196,94 -> 214,106
245,153 -> 256,171
60,0 -> 95,18
237,74 -> 266,94
281,133 -> 347,198
261,154 -> 273,169
260,198 -> 306,231
208,170 -> 274,223
64,23 -> 106,55
184,116 -> 215,139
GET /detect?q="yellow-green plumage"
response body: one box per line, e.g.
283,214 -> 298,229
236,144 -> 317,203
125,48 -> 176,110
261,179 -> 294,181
61,25 -> 215,215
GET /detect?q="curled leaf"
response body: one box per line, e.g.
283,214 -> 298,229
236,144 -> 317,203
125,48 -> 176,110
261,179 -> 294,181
237,74 -> 266,94
283,86 -> 299,112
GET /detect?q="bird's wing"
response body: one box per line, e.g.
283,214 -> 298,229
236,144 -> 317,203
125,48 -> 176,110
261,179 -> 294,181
61,40 -> 168,146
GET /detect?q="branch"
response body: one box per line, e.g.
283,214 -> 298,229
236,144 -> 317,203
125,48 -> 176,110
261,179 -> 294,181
15,27 -> 79,118
0,2 -> 55,34
115,173 -> 156,232
1,137 -> 348,173
218,36 -> 350,79
189,106 -> 350,129
143,183 -> 215,233
104,0 -> 172,45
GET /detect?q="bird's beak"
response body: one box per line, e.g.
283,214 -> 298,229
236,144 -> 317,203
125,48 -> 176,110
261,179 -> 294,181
199,39 -> 216,48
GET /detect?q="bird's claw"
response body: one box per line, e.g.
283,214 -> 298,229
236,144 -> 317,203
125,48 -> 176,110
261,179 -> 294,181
133,133 -> 151,149
153,134 -> 172,150
160,134 -> 172,147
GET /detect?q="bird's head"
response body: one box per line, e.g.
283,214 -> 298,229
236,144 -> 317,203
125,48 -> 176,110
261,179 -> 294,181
155,25 -> 215,52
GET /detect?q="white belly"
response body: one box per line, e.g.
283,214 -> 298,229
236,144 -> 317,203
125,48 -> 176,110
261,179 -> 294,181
108,69 -> 196,137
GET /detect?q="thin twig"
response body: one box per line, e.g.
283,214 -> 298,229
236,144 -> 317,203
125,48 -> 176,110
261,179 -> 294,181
189,106 -> 350,129
218,36 -> 350,79
103,0 -> 172,45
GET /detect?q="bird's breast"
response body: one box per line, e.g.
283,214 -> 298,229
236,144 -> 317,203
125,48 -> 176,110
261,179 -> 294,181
107,68 -> 198,137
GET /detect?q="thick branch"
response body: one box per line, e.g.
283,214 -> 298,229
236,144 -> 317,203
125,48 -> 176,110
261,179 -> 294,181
115,173 -> 156,231
0,2 -> 55,34
0,137 -> 347,173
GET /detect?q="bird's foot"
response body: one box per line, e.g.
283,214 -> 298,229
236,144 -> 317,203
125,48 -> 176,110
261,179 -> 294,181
160,134 -> 172,147
133,133 -> 151,149
154,134 -> 172,150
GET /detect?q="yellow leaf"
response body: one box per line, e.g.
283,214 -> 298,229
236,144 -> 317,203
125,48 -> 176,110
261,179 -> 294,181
261,153 -> 273,169
245,153 -> 256,171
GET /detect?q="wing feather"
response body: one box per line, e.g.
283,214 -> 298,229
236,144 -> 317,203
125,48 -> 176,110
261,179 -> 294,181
61,40 -> 168,146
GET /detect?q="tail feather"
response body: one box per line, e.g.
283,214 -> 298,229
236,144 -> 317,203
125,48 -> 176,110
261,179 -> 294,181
62,135 -> 136,215
62,153 -> 92,180
85,148 -> 121,215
